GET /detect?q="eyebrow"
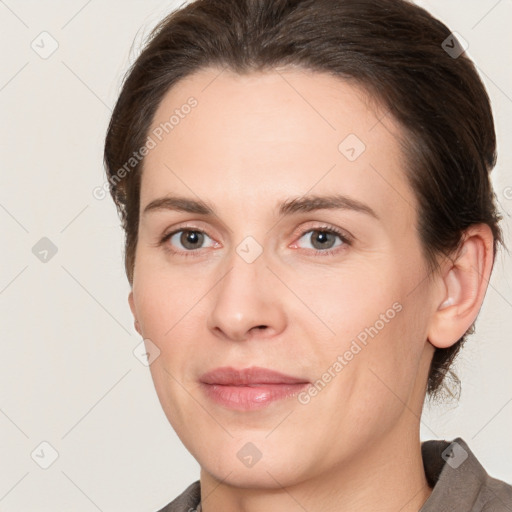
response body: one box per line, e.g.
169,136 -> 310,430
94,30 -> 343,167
142,193 -> 379,220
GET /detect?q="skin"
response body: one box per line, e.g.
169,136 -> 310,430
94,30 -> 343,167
128,67 -> 494,512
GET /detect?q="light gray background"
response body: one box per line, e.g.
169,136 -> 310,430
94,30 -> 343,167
0,0 -> 511,510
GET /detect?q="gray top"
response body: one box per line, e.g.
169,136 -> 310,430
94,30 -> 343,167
156,437 -> 512,511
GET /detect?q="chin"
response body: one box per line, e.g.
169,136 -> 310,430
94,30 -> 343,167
189,431 -> 316,489
201,455 -> 308,490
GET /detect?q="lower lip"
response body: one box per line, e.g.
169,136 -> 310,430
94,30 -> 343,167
200,382 -> 310,410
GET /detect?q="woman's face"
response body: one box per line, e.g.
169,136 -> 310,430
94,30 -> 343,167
129,67 -> 438,487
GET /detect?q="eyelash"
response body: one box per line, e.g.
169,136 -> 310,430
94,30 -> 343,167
157,224 -> 352,258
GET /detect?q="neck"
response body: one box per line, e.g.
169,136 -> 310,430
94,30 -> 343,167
199,424 -> 432,512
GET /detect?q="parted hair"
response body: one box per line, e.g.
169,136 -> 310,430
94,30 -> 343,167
104,0 -> 503,400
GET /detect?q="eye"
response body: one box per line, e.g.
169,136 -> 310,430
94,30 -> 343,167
158,225 -> 351,257
294,227 -> 351,255
160,228 -> 217,255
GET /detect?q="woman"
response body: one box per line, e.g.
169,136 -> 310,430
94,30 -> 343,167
103,0 -> 512,510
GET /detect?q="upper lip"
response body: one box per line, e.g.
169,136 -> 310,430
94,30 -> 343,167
199,366 -> 309,385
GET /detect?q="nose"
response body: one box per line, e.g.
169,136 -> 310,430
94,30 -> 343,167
207,246 -> 287,343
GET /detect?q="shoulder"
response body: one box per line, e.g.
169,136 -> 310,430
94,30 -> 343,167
155,480 -> 201,512
477,471 -> 512,511
421,437 -> 512,512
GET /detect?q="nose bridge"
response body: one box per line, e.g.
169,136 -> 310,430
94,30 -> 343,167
207,235 -> 285,340
220,229 -> 269,294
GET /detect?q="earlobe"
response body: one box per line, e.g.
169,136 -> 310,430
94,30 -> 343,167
128,290 -> 142,336
427,224 -> 494,349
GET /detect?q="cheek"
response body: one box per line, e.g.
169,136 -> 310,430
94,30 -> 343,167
305,256 -> 428,390
134,268 -> 205,423
305,263 -> 403,349
133,263 -> 205,340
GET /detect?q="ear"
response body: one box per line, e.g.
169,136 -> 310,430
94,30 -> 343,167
128,290 -> 142,336
427,224 -> 495,349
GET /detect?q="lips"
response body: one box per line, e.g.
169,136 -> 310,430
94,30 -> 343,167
199,366 -> 310,410
200,366 -> 309,385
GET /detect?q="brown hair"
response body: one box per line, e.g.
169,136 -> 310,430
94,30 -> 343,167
104,0 -> 503,400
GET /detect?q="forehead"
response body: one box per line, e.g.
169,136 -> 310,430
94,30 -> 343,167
141,67 -> 417,226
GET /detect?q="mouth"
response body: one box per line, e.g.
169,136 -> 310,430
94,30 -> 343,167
199,366 -> 310,411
